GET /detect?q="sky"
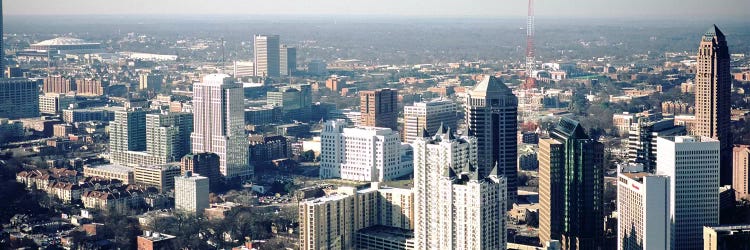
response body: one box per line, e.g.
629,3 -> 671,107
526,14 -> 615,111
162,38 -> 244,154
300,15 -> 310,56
5,0 -> 750,19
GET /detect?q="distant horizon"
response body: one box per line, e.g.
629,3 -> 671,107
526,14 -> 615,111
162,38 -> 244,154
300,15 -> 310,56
5,0 -> 749,19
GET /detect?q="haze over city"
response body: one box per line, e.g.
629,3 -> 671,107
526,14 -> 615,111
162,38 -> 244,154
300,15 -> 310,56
1,0 -> 749,250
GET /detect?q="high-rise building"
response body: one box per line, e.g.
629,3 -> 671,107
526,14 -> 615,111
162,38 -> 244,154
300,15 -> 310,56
110,109 -> 147,153
627,118 -> 686,172
465,75 -> 518,206
43,76 -> 76,93
298,184 -> 414,250
191,74 -> 250,179
0,78 -> 39,119
253,35 -> 280,78
616,172 -> 670,250
139,73 -> 163,91
360,88 -> 398,131
538,118 -> 604,250
320,120 -> 411,182
0,1 -> 3,77
134,163 -> 181,192
656,136 -> 720,250
280,45 -> 297,76
402,99 -> 457,143
181,152 -> 221,190
110,111 -> 193,166
703,225 -> 750,250
174,171 -> 209,215
734,145 -> 750,200
412,126 -> 506,250
694,25 -> 732,185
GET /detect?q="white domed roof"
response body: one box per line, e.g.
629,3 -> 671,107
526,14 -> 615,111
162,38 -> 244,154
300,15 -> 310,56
33,37 -> 99,46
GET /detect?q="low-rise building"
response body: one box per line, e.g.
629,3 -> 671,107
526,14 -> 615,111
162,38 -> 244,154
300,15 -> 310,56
83,164 -> 135,184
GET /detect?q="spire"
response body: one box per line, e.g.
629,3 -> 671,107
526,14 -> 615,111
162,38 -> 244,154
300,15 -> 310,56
443,164 -> 457,178
489,161 -> 500,177
436,122 -> 446,135
421,127 -> 430,138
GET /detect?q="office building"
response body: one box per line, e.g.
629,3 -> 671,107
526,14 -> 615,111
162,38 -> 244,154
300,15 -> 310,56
656,136 -> 720,250
0,118 -> 24,144
39,92 -> 76,115
402,99 -> 457,143
43,75 -> 75,93
233,61 -> 254,78
627,118 -> 686,172
253,34 -> 280,78
694,25 -> 732,185
280,45 -> 296,76
734,145 -> 750,200
134,164 -> 181,192
704,225 -> 750,250
465,75 -> 518,206
191,74 -> 250,179
298,183 -> 414,250
174,172 -> 209,215
0,78 -> 39,119
412,126 -> 506,250
538,118 -> 604,250
320,120 -> 411,182
266,84 -> 312,122
139,73 -> 163,91
617,172 -> 670,250
327,109 -> 361,127
181,153 -> 221,189
360,88 -> 398,131
308,59 -> 327,76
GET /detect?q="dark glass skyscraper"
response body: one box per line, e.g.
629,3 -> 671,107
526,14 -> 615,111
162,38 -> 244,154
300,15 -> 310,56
465,75 -> 518,206
539,118 -> 604,250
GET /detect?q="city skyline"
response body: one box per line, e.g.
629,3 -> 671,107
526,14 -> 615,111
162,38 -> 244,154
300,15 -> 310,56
5,0 -> 750,19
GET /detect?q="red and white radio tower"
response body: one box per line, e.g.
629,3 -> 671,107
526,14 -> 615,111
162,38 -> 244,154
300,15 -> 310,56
523,0 -> 536,89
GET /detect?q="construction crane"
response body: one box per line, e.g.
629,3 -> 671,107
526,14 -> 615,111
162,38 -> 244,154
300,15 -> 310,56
523,0 -> 536,89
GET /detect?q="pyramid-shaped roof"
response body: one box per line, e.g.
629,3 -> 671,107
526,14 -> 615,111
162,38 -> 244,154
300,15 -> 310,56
703,24 -> 725,41
469,75 -> 513,98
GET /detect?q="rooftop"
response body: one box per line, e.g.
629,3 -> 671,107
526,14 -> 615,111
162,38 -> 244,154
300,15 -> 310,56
32,37 -> 101,47
84,164 -> 133,174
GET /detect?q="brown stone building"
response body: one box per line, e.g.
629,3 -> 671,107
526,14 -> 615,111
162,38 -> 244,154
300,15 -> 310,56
43,76 -> 75,93
359,88 -> 398,131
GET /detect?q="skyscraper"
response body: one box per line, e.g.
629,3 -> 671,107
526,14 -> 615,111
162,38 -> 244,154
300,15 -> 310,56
733,145 -> 750,201
0,78 -> 39,119
656,136 -> 720,250
253,35 -> 280,78
360,88 -> 398,131
191,74 -> 250,179
402,99 -> 457,143
412,126 -> 506,249
694,25 -> 732,185
627,118 -> 686,172
538,118 -> 604,250
280,45 -> 297,76
465,75 -> 518,206
139,73 -> 163,91
617,172 -> 670,250
174,171 -> 209,215
0,0 -> 4,76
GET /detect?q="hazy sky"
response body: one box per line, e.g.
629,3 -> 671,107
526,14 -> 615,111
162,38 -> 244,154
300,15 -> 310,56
5,0 -> 750,19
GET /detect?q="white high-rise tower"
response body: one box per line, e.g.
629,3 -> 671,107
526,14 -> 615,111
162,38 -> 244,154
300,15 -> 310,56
191,74 -> 250,179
